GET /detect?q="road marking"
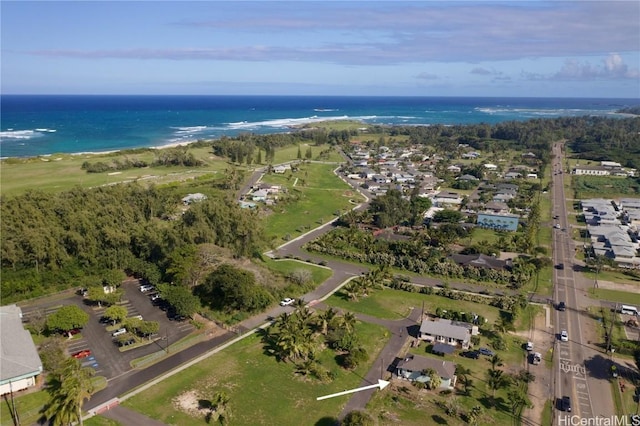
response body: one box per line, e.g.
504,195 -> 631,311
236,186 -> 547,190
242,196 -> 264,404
560,360 -> 586,377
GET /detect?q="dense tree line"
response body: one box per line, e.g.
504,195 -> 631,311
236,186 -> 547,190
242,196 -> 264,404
0,183 -> 265,301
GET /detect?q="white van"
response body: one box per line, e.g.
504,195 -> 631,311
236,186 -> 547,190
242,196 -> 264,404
112,328 -> 127,337
620,305 -> 638,316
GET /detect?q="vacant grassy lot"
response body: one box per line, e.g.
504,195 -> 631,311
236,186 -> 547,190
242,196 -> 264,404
588,288 -> 640,306
261,258 -> 333,286
326,287 -> 507,325
261,162 -> 362,242
124,322 -> 388,426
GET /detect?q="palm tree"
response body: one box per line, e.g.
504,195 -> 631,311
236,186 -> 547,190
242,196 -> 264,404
422,368 -> 441,390
455,365 -> 473,395
208,391 -> 231,425
44,358 -> 95,426
486,368 -> 510,399
493,316 -> 514,335
315,307 -> 338,336
340,311 -> 358,333
489,354 -> 504,370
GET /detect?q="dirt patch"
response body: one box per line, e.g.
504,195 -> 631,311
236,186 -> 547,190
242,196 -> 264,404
173,390 -> 205,418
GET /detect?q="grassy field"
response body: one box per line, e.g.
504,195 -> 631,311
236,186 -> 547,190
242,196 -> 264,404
85,415 -> 122,426
261,258 -> 333,286
588,288 -> 640,306
0,389 -> 48,426
583,268 -> 640,286
124,322 -> 388,426
0,142 -> 343,197
326,287 -> 509,326
261,162 -> 363,242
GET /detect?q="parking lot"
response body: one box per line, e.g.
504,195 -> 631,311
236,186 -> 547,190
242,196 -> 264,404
20,279 -> 195,380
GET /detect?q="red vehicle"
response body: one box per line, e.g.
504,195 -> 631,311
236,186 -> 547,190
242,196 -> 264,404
71,349 -> 91,359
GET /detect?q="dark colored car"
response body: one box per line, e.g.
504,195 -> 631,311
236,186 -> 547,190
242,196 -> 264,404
557,301 -> 566,311
556,263 -> 564,270
478,348 -> 495,357
561,396 -> 572,412
461,351 -> 480,359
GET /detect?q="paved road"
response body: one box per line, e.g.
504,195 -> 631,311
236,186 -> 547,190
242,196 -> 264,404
550,142 -> 614,422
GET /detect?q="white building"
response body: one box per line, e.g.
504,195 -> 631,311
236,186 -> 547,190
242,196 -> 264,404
1,305 -> 43,395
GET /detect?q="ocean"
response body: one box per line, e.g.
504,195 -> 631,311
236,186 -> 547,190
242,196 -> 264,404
0,95 -> 637,158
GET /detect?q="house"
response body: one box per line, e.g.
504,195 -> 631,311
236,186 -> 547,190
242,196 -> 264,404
1,305 -> 43,395
419,318 -> 478,349
446,165 -> 462,174
458,174 -> 479,182
181,193 -> 207,205
273,165 -> 289,174
449,253 -> 512,271
572,165 -> 617,176
483,163 -> 498,171
483,201 -> 510,215
251,189 -> 268,202
504,171 -> 522,180
431,190 -> 463,207
476,212 -> 520,231
396,354 -> 457,389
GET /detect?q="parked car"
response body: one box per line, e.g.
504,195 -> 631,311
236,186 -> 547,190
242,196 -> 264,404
280,298 -> 295,306
531,352 -> 542,365
478,348 -> 495,357
556,263 -> 564,270
140,284 -> 155,292
71,349 -> 91,359
150,293 -> 161,301
561,396 -> 572,412
526,341 -> 534,351
554,224 -> 561,229
112,328 -> 127,337
118,338 -> 135,347
461,350 -> 480,359
560,330 -> 569,342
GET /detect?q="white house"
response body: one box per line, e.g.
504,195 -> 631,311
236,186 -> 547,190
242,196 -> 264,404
419,318 -> 478,349
484,163 -> 498,171
1,305 -> 43,395
181,193 -> 207,205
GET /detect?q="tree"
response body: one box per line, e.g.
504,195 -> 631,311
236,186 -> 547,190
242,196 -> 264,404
38,336 -> 67,375
315,307 -> 338,336
432,209 -> 463,223
342,410 -> 374,426
486,368 -> 510,399
43,357 -> 95,426
103,305 -> 127,325
47,305 -> 89,333
137,321 -> 160,339
161,284 -> 200,318
489,354 -> 504,370
205,391 -> 231,425
455,365 -> 473,395
508,388 -> 532,417
199,264 -> 272,312
423,368 -> 441,390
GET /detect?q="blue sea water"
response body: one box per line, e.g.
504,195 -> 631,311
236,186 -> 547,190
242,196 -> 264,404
0,95 -> 637,158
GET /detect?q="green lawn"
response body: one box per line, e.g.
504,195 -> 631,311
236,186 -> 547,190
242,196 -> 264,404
0,390 -> 48,426
262,163 -> 362,241
326,287 -> 504,326
588,288 -> 640,306
261,258 -> 333,286
124,322 -> 388,426
85,415 -> 122,426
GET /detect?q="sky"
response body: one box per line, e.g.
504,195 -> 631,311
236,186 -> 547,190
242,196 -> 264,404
1,1 -> 639,98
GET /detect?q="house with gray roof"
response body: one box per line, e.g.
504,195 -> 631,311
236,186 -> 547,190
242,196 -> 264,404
396,354 -> 457,389
419,318 -> 478,349
1,305 -> 43,395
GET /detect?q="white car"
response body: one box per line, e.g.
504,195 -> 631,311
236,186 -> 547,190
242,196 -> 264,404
526,341 -> 534,351
560,330 -> 569,342
112,328 -> 127,337
140,284 -> 154,292
280,298 -> 295,307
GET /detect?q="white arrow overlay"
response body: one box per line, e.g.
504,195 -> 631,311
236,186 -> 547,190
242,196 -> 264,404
316,379 -> 390,401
